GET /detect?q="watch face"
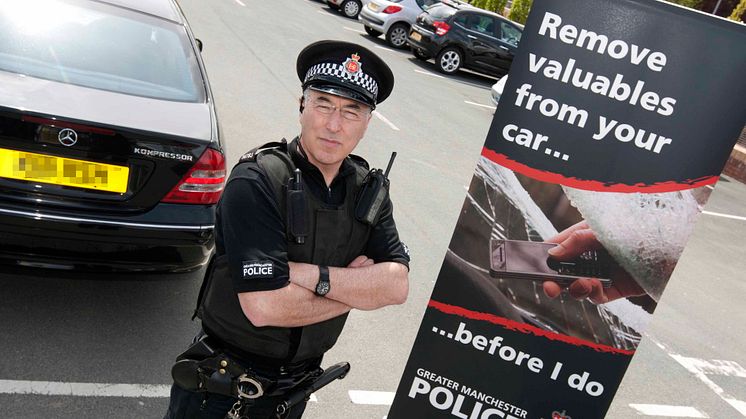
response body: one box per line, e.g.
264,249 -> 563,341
316,281 -> 330,296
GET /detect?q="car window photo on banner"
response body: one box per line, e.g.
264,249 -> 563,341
389,0 -> 746,418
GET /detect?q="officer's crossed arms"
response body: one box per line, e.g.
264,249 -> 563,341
239,256 -> 408,328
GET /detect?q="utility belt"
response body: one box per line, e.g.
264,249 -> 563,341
172,331 -> 319,398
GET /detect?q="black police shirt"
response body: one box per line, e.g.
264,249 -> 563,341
215,139 -> 410,293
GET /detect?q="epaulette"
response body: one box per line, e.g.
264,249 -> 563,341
237,139 -> 289,164
347,153 -> 370,171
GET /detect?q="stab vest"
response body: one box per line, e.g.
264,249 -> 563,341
200,141 -> 372,363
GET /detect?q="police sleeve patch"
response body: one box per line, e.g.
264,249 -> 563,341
241,261 -> 274,279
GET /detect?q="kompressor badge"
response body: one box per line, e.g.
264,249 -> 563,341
242,261 -> 274,279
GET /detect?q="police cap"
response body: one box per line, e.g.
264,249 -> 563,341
296,40 -> 394,109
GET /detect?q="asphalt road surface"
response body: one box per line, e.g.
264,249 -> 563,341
1,1 -> 745,418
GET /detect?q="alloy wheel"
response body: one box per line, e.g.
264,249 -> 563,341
343,0 -> 360,18
389,26 -> 408,48
439,50 -> 461,73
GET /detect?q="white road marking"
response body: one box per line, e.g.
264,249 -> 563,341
0,379 -> 172,398
234,0 -> 246,6
372,111 -> 400,131
670,355 -> 746,416
464,100 -> 496,110
343,26 -> 365,34
629,404 -> 708,417
348,390 -> 395,405
706,184 -> 715,190
414,69 -> 444,79
703,210 -> 746,222
410,158 -> 437,169
0,379 -> 321,403
644,335 -> 746,417
375,45 -> 397,53
674,358 -> 746,378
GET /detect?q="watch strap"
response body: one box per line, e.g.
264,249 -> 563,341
315,265 -> 330,296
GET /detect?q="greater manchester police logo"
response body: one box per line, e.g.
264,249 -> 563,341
242,261 -> 274,279
343,53 -> 362,75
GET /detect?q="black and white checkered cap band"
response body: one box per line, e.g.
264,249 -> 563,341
304,63 -> 379,98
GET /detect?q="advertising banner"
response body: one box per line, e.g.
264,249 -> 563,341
388,0 -> 746,417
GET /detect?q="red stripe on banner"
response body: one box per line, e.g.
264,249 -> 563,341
481,148 -> 717,193
428,300 -> 636,356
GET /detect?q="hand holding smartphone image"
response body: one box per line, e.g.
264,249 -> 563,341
543,221 -> 647,304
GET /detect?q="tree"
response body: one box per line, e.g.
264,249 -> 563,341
468,0 -> 509,15
729,0 -> 746,20
665,0 -> 703,8
508,0 -> 533,24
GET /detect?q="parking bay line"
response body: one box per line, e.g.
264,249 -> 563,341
414,69 -> 445,79
702,210 -> 746,222
0,379 -> 172,398
375,45 -> 397,53
629,404 -> 709,417
344,26 -> 365,34
0,379 -> 320,402
646,335 -> 746,417
464,100 -> 496,110
373,111 -> 400,131
348,390 -> 395,405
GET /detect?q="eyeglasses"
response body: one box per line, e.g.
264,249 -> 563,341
309,98 -> 370,122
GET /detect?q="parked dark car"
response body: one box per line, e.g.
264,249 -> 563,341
407,1 -> 523,76
0,0 -> 225,272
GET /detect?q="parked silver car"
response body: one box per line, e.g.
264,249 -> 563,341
359,0 -> 441,48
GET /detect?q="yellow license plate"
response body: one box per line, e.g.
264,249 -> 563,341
411,31 -> 422,41
0,148 -> 129,193
368,2 -> 379,11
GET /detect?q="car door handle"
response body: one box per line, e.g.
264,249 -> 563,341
467,34 -> 477,39
499,45 -> 509,51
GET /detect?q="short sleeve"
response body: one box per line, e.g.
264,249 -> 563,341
363,196 -> 410,269
219,169 -> 290,293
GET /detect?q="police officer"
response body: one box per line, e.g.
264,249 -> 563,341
164,40 -> 410,419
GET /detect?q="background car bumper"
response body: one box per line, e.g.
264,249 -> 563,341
408,27 -> 441,56
0,203 -> 214,272
359,8 -> 387,31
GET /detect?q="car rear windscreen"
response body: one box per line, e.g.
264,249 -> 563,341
0,0 -> 205,102
427,4 -> 458,19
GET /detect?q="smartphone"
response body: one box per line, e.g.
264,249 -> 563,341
489,239 -> 613,288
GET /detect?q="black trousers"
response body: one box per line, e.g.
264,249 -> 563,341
163,383 -> 307,419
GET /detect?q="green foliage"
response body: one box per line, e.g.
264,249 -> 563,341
729,0 -> 746,20
508,0 -> 533,24
664,0 -> 703,9
468,0 -> 509,15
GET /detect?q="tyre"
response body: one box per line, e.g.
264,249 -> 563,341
341,0 -> 362,19
386,23 -> 410,49
364,26 -> 382,37
413,48 -> 429,61
436,47 -> 462,74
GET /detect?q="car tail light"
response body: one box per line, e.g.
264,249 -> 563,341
161,148 -> 226,204
433,21 -> 451,36
382,5 -> 402,13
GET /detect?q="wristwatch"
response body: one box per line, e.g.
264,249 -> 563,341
315,265 -> 330,296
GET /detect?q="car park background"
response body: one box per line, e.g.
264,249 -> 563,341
1,0 -> 745,418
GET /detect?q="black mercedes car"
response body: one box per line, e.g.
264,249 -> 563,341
408,1 -> 523,77
0,0 -> 224,272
